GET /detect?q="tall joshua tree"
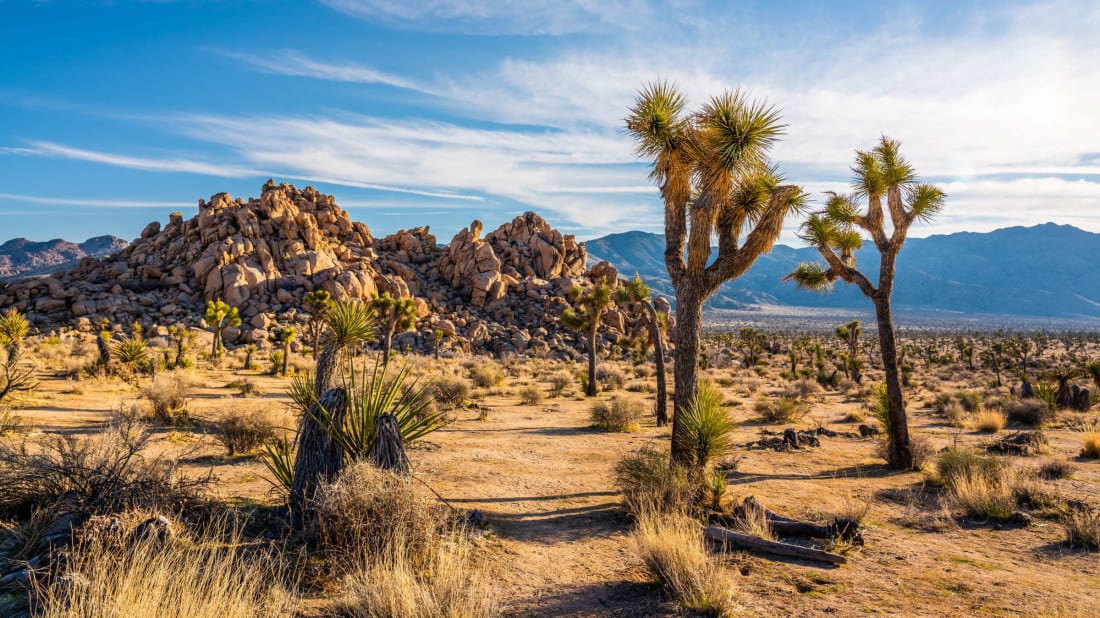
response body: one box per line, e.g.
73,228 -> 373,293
561,281 -> 614,397
302,290 -> 333,360
369,292 -> 419,367
615,274 -> 669,425
786,137 -> 945,470
626,81 -> 805,464
204,299 -> 241,358
835,320 -> 863,383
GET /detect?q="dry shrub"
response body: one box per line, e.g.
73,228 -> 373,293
1004,398 -> 1055,426
591,396 -> 644,432
518,385 -> 544,406
955,390 -> 982,413
753,396 -> 808,424
1062,508 -> 1100,550
633,364 -> 653,379
1081,432 -> 1100,459
788,378 -> 821,400
732,503 -> 775,542
140,371 -> 192,425
837,379 -> 857,397
469,362 -> 504,389
427,376 -> 470,410
941,400 -> 968,427
595,363 -> 627,391
211,403 -> 277,456
1039,460 -> 1074,480
547,372 -> 572,398
972,410 -> 1007,433
634,510 -> 742,617
35,523 -> 293,618
935,448 -> 1018,521
0,406 -> 23,434
614,446 -> 694,516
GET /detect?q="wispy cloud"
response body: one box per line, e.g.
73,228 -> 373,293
214,49 -> 433,93
0,193 -> 195,208
19,141 -> 260,177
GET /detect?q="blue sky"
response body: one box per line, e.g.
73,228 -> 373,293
2,0 -> 1099,244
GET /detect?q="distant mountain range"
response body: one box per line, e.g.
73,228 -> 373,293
0,236 -> 128,279
586,223 -> 1100,319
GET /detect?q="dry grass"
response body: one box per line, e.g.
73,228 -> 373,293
972,409 -> 1007,433
139,370 -> 193,425
614,446 -> 694,516
754,396 -> 809,424
1062,508 -> 1100,550
35,524 -> 294,618
1081,432 -> 1100,459
547,371 -> 572,398
633,510 -> 742,617
469,362 -> 504,389
518,384 -> 544,406
591,396 -> 644,432
210,402 -> 278,456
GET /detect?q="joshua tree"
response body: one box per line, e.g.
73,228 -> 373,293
982,341 -> 1007,388
954,336 -> 976,371
786,137 -> 945,470
736,327 -> 767,368
369,292 -> 419,367
0,308 -> 35,403
615,274 -> 669,425
561,281 -> 614,397
626,82 -> 805,464
835,320 -> 863,383
204,299 -> 241,358
279,327 -> 297,377
432,328 -> 446,360
167,325 -> 195,369
302,290 -> 333,360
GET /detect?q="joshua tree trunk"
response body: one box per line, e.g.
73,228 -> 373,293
211,330 -> 220,358
585,325 -> 598,397
382,324 -> 395,367
290,386 -> 347,527
314,344 -> 341,396
643,300 -> 668,427
281,341 -> 290,376
672,287 -> 703,465
874,297 -> 911,469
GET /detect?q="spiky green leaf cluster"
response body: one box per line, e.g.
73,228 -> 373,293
324,301 -> 376,347
673,381 -> 735,469
369,292 -> 419,332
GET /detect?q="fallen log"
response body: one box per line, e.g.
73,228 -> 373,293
705,525 -> 847,565
710,496 -> 864,545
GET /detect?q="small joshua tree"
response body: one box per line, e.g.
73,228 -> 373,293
736,327 -> 767,368
561,280 -> 615,397
0,308 -> 35,403
786,136 -> 945,470
835,320 -> 863,383
205,299 -> 241,358
279,327 -> 297,377
615,274 -> 669,425
369,292 -> 419,367
302,289 -> 333,360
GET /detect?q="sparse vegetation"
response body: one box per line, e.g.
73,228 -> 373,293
591,396 -> 644,432
212,403 -> 278,455
140,370 -> 193,425
518,384 -> 544,406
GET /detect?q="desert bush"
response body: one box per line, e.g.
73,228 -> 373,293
614,446 -> 694,516
547,372 -> 572,398
754,396 -> 808,424
940,400 -> 968,427
956,390 -> 982,413
972,410 -> 1007,433
426,376 -> 470,410
1081,431 -> 1100,459
1038,460 -> 1074,480
1004,398 -> 1054,426
227,379 -> 261,397
936,448 -> 1006,490
633,510 -> 741,617
211,403 -> 277,456
935,448 -> 1018,521
675,381 -> 734,469
469,362 -> 504,388
788,378 -> 821,400
1062,508 -> 1100,550
518,385 -> 544,406
0,406 -> 23,434
633,364 -> 653,379
35,522 -> 293,618
837,378 -> 857,397
591,396 -> 644,432
0,420 -> 207,519
596,363 -> 627,391
140,371 -> 192,425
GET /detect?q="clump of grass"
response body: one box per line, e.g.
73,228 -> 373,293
1038,460 -> 1074,480
211,403 -> 277,456
633,510 -> 742,617
788,378 -> 821,400
935,448 -> 1019,521
591,396 -> 644,432
139,371 -> 192,425
426,376 -> 469,410
614,446 -> 694,516
595,363 -> 627,391
754,396 -> 808,424
518,385 -> 544,406
547,372 -> 572,398
675,382 -> 734,469
1062,508 -> 1100,550
1081,431 -> 1100,459
1004,399 -> 1055,426
469,362 -> 504,388
972,410 -> 1006,433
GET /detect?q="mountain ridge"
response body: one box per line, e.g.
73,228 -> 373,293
0,235 -> 129,279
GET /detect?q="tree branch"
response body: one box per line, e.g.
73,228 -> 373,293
817,244 -> 877,299
706,186 -> 799,290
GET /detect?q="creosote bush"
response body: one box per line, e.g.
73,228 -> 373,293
518,384 -> 544,406
614,446 -> 694,516
211,403 -> 278,456
595,363 -> 627,391
591,396 -> 645,432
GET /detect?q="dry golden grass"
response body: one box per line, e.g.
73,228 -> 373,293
35,524 -> 294,618
1062,508 -> 1100,550
633,510 -> 742,617
1081,432 -> 1100,459
972,409 -> 1007,433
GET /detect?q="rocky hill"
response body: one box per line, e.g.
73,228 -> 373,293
586,223 -> 1100,318
0,236 -> 128,279
0,180 -> 635,358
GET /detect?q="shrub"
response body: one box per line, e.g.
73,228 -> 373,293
1038,460 -> 1074,480
0,406 -> 23,434
1004,399 -> 1055,426
591,396 -> 644,432
936,447 -> 1006,490
518,384 -> 544,406
547,372 -> 572,398
956,390 -> 982,413
1063,508 -> 1100,550
633,510 -> 742,616
469,362 -> 504,388
35,523 -> 293,618
140,371 -> 192,425
614,446 -> 694,516
1081,432 -> 1100,459
211,403 -> 277,456
633,364 -> 653,379
973,410 -> 1006,433
426,376 -> 469,410
941,400 -> 968,427
935,448 -> 1017,521
754,396 -> 808,424
788,378 -> 821,400
675,382 -> 734,469
595,363 -> 626,391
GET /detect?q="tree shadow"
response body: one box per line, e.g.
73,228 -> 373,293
446,493 -> 626,545
506,579 -> 674,617
726,462 -> 898,486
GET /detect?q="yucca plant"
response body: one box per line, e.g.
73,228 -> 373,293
315,301 -> 376,394
309,358 -> 449,461
673,381 -> 735,470
260,435 -> 295,496
870,383 -> 892,435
